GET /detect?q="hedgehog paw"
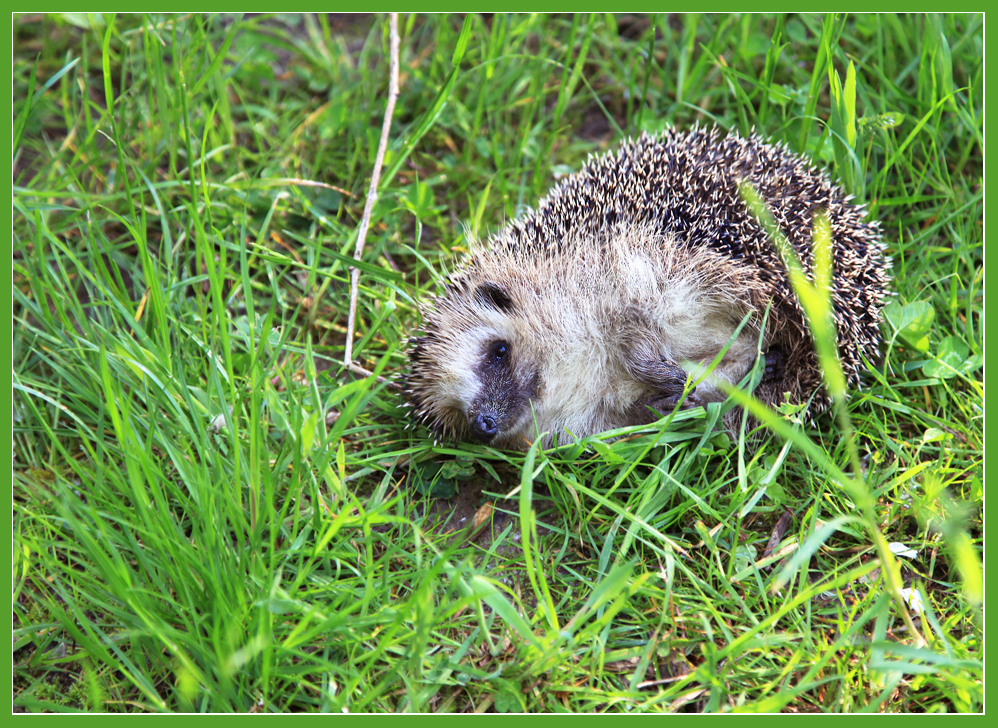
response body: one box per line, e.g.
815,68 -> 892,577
762,347 -> 785,383
645,387 -> 702,414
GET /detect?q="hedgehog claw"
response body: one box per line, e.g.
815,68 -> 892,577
645,388 -> 702,414
644,369 -> 702,413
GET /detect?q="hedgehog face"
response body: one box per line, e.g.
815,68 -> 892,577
406,280 -> 544,448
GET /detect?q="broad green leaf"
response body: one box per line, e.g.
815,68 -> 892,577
924,335 -> 970,379
884,300 -> 935,352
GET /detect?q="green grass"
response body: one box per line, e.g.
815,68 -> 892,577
12,13 -> 982,713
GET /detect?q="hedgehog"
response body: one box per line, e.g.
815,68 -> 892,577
404,125 -> 889,450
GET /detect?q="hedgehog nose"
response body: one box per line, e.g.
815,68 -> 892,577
471,412 -> 499,442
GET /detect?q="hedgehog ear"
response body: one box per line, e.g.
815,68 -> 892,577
475,282 -> 515,314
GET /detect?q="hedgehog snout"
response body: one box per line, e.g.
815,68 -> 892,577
469,409 -> 500,442
466,384 -> 514,443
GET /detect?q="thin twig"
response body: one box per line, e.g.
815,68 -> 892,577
264,178 -> 354,196
346,362 -> 402,390
344,13 -> 400,368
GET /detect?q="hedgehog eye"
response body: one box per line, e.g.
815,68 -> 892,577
489,340 -> 510,366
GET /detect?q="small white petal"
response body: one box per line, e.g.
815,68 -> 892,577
889,542 -> 919,559
900,588 -> 925,615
